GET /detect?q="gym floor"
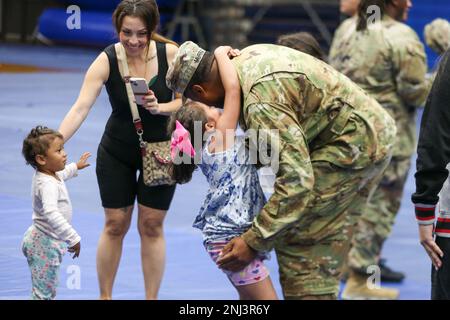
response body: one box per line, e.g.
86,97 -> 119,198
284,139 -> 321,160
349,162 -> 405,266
0,44 -> 431,299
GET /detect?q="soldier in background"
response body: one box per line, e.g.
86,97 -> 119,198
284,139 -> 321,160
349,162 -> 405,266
424,18 -> 450,75
329,0 -> 430,299
166,41 -> 396,299
424,18 -> 450,57
332,0 -> 410,286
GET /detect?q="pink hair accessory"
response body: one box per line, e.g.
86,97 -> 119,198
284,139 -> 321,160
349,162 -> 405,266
170,120 -> 196,159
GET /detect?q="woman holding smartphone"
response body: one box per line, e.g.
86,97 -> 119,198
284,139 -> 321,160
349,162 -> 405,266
58,0 -> 181,299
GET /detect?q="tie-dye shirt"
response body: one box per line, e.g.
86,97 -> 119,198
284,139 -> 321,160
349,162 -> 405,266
194,135 -> 266,245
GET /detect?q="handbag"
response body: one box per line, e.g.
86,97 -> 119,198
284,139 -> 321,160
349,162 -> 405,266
114,43 -> 175,187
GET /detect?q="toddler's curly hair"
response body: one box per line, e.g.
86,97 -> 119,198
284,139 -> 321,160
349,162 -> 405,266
22,126 -> 63,169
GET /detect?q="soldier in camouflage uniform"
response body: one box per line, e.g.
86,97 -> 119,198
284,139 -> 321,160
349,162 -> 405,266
166,41 -> 396,299
424,18 -> 450,56
329,0 -> 431,299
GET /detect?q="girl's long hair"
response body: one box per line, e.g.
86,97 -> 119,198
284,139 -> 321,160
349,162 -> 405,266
167,102 -> 208,184
277,32 -> 326,61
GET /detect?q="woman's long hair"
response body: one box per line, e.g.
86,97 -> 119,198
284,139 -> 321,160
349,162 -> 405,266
113,0 -> 178,48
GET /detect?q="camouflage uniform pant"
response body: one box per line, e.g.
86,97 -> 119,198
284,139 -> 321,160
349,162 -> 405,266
347,156 -> 411,271
274,156 -> 391,299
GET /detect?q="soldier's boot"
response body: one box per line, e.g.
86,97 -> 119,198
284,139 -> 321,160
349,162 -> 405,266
341,271 -> 399,300
379,258 -> 405,283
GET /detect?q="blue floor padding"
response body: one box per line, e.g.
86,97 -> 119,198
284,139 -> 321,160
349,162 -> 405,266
0,44 -> 431,299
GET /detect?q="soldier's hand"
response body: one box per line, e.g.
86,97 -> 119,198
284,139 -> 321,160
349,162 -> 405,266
419,224 -> 443,270
216,237 -> 257,272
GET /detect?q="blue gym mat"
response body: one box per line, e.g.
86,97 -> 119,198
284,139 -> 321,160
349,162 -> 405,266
0,43 -> 431,300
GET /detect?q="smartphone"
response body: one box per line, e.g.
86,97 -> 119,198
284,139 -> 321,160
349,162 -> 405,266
130,77 -> 149,105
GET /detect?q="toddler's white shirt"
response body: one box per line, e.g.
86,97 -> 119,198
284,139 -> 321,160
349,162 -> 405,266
31,163 -> 81,247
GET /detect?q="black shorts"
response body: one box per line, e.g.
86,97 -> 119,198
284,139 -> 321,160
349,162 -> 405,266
96,137 -> 176,210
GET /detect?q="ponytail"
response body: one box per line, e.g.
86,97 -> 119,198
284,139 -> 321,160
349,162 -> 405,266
152,32 -> 178,47
170,155 -> 197,184
357,0 -> 387,31
167,103 -> 208,184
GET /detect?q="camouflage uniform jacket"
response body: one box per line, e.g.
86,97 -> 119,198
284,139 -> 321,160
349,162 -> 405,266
231,44 -> 396,252
329,15 -> 430,158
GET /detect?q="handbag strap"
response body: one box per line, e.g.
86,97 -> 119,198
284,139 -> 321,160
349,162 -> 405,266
114,42 -> 146,154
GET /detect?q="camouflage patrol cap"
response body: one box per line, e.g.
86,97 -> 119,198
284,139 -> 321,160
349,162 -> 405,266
424,18 -> 450,55
166,41 -> 206,95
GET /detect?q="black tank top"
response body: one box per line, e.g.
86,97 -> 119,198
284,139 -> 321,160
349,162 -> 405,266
102,42 -> 172,146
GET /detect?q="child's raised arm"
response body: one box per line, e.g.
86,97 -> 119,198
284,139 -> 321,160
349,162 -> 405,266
214,46 -> 241,135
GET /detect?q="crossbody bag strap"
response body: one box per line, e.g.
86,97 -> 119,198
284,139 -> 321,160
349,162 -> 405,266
114,43 -> 146,154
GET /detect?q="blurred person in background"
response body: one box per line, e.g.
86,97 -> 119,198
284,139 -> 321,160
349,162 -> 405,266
412,48 -> 450,300
330,0 -> 430,299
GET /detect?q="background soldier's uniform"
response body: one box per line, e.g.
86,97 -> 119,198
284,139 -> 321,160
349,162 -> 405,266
424,18 -> 450,56
229,44 -> 396,298
329,15 -> 430,281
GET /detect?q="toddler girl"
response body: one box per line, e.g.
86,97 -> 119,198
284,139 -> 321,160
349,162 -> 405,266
21,126 -> 90,299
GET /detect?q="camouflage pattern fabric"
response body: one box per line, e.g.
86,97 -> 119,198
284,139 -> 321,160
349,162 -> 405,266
424,18 -> 450,56
228,44 -> 396,297
165,41 -> 396,297
329,15 -> 430,159
329,15 -> 430,274
166,41 -> 205,95
347,156 -> 411,270
275,157 -> 390,298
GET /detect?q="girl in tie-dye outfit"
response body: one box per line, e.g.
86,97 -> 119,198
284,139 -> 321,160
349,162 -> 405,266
168,46 -> 277,300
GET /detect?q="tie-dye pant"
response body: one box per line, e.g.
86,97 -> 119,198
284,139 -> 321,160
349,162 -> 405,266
21,225 -> 67,300
205,241 -> 269,286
